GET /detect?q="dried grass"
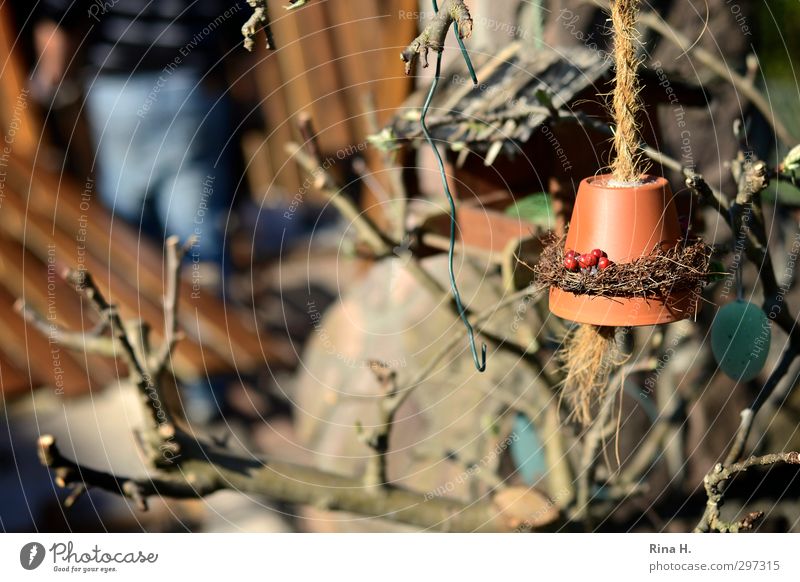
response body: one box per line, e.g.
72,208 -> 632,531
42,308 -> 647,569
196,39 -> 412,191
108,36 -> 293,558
533,234 -> 713,301
560,324 -> 627,426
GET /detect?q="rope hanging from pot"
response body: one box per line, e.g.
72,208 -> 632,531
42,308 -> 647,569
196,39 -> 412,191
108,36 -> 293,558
420,0 -> 486,372
563,0 -> 642,424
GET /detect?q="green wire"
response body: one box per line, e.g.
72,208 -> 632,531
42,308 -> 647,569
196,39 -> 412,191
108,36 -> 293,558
423,0 -> 484,372
433,0 -> 478,85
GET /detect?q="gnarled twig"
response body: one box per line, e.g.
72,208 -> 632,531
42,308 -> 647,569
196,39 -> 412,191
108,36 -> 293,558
400,0 -> 474,75
242,0 -> 273,51
695,452 -> 800,532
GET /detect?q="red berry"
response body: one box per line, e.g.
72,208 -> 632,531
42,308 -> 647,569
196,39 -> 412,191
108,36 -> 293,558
575,254 -> 589,268
564,257 -> 578,271
591,248 -> 606,259
565,249 -> 576,259
598,257 -> 610,270
582,253 -> 598,267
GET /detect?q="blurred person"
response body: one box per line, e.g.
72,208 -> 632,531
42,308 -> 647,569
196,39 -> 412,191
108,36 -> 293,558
33,1 -> 247,422
33,0 -> 246,290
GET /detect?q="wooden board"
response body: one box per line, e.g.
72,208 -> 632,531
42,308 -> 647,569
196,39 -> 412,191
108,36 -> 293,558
7,155 -> 295,371
0,188 -> 229,379
0,238 -> 112,393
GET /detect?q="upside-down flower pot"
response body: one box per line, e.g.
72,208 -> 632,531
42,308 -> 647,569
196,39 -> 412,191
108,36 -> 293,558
549,174 -> 696,326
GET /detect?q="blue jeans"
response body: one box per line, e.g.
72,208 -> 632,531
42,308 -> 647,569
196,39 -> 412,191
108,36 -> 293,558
85,70 -> 231,265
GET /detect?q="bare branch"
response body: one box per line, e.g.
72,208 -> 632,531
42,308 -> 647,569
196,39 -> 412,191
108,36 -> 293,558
401,0 -> 473,75
582,0 -> 797,144
284,141 -> 393,256
242,0 -> 273,51
357,361 -> 403,491
695,452 -> 800,532
15,300 -> 120,358
355,281 -> 551,490
65,268 -> 178,461
152,236 -> 192,372
37,434 -> 527,532
723,343 -> 800,467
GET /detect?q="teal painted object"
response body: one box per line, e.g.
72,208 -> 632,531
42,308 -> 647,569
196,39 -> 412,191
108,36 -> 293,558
510,413 -> 547,485
711,300 -> 771,381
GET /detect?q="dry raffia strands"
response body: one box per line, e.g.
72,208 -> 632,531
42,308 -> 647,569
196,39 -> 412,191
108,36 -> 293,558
560,325 -> 625,426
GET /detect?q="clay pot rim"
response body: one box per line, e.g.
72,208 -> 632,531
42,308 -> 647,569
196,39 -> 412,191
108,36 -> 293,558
586,174 -> 667,191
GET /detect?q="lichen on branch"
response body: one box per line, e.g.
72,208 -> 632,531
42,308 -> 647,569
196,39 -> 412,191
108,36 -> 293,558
242,0 -> 274,51
400,0 -> 474,75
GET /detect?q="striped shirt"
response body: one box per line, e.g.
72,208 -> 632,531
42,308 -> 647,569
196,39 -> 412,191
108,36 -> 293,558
40,0 -> 246,74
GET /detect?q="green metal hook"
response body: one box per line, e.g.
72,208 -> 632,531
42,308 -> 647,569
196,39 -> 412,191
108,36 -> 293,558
422,0 -> 484,372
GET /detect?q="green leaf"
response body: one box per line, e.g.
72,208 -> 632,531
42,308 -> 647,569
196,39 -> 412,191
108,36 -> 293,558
504,192 -> 554,228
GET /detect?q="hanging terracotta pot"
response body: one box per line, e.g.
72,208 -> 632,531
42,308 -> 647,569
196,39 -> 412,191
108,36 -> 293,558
549,174 -> 696,327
